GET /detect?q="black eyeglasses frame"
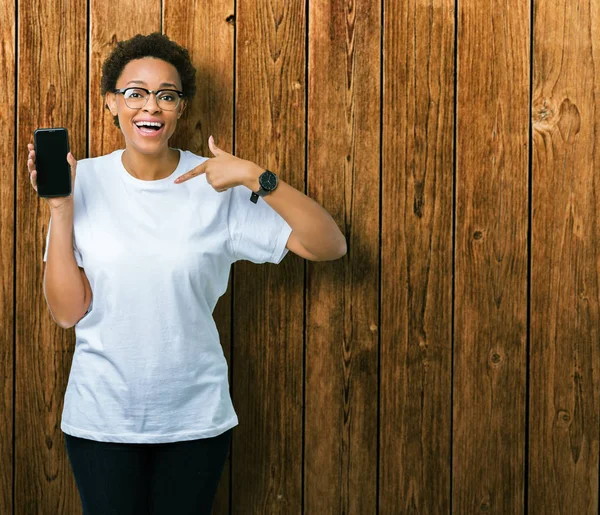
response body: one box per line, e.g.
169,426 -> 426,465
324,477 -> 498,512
112,87 -> 185,110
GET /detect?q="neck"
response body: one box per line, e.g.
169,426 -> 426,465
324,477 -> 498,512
122,145 -> 179,181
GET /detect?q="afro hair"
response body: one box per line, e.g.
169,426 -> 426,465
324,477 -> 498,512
100,32 -> 196,128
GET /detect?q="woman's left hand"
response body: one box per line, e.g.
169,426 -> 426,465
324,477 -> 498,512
173,136 -> 261,192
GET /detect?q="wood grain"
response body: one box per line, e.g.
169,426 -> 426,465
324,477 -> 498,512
89,0 -> 161,157
380,0 -> 455,513
304,0 -> 380,513
0,0 -> 15,512
453,0 -> 529,512
529,0 -> 600,512
16,0 -> 87,511
232,0 -> 305,512
162,1 -> 235,512
8,1 -> 600,513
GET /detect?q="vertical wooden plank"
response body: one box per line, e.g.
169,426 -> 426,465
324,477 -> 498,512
380,0 -> 455,512
453,0 -> 529,512
233,0 -> 305,512
16,0 -> 87,511
304,0 -> 379,513
0,0 -> 15,512
89,0 -> 160,158
529,0 -> 600,512
162,2 -> 235,513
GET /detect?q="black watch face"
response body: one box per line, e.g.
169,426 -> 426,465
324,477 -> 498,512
259,171 -> 278,191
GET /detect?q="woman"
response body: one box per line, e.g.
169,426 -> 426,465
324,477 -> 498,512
27,33 -> 346,514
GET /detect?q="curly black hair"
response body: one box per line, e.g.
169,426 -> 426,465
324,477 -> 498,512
100,32 -> 196,128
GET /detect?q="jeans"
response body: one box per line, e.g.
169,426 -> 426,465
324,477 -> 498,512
63,428 -> 232,515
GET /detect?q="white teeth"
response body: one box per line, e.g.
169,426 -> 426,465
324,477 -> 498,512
135,121 -> 163,128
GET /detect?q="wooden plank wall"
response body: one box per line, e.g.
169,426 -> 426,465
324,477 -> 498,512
529,0 -> 600,512
1,0 -> 599,513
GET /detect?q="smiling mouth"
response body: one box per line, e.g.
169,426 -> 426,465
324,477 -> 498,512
133,121 -> 165,136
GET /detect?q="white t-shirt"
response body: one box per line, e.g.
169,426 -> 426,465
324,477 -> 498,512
43,148 -> 293,443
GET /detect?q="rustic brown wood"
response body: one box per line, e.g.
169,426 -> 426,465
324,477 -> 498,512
0,0 -> 15,513
9,1 -> 600,513
380,0 -> 455,513
304,0 -> 379,513
232,0 -> 305,512
529,0 -> 600,512
89,0 -> 161,157
16,0 -> 87,511
452,0 -> 529,512
162,1 -> 235,512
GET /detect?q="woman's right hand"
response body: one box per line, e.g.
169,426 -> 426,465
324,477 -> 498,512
27,142 -> 77,212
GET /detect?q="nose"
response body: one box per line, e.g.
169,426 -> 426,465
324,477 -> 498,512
143,92 -> 161,113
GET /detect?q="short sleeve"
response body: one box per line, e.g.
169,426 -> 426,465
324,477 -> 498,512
227,184 -> 293,264
43,216 -> 84,267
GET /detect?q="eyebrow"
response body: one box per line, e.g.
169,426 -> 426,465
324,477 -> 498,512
126,80 -> 180,89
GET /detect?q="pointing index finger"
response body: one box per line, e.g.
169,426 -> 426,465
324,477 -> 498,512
174,159 -> 208,184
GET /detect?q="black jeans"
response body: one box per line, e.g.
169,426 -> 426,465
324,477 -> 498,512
63,428 -> 232,515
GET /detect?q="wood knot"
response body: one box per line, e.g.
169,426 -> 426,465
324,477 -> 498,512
557,98 -> 581,142
413,181 -> 424,218
556,409 -> 571,428
532,98 -> 558,132
45,84 -> 57,120
533,98 -> 555,122
489,350 -> 503,367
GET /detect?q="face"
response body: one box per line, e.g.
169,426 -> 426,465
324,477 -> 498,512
105,57 -> 186,155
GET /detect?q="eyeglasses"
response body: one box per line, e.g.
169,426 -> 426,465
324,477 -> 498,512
113,87 -> 184,111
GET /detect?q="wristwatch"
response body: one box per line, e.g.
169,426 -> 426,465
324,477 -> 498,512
250,169 -> 278,203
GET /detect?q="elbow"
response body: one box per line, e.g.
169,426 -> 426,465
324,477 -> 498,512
44,279 -> 91,330
331,236 -> 347,260
49,313 -> 72,330
51,312 -> 76,330
319,237 -> 347,261
44,293 -> 75,329
55,314 -> 84,330
47,305 -> 86,330
57,305 -> 89,329
338,239 -> 347,258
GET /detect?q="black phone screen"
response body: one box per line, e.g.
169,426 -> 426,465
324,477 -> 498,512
34,128 -> 71,198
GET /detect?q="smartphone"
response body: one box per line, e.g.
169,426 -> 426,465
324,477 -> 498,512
34,128 -> 71,198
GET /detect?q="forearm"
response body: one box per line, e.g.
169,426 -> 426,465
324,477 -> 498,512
43,204 -> 87,329
245,166 -> 347,259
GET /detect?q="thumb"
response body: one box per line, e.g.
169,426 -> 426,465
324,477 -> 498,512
67,152 -> 77,173
67,152 -> 77,187
208,135 -> 226,157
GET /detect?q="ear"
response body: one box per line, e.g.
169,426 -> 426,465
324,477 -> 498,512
105,92 -> 118,116
177,99 -> 187,119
